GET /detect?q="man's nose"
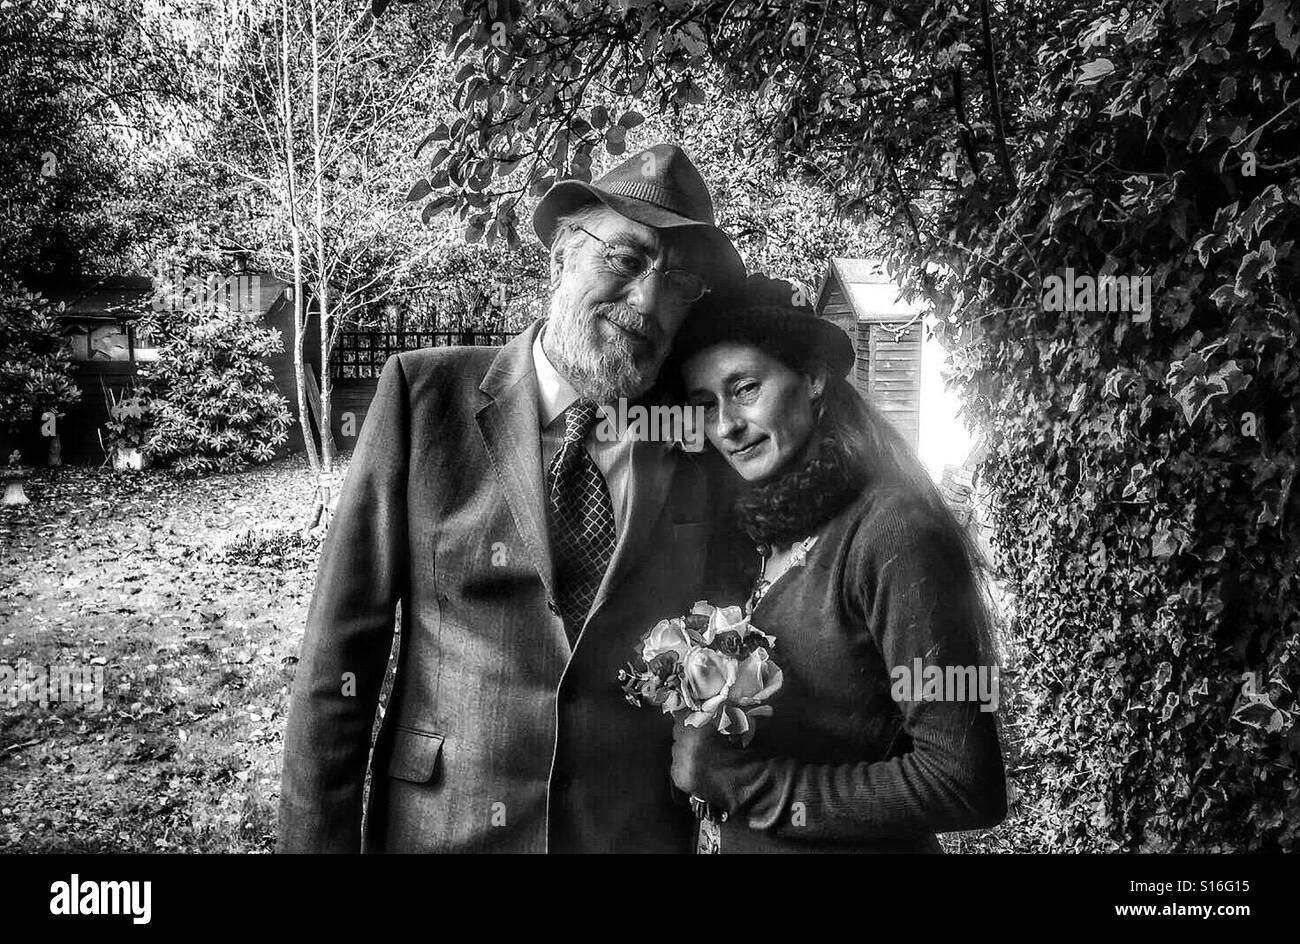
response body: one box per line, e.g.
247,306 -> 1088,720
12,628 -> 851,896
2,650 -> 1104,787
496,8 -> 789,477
624,268 -> 671,323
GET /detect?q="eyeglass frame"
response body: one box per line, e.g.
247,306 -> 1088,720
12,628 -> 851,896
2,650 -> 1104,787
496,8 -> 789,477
573,225 -> 711,303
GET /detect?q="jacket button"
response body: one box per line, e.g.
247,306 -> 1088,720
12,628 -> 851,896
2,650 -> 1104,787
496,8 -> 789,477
546,599 -> 559,616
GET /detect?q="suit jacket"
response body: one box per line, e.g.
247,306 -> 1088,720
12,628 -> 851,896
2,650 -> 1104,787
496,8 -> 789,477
278,321 -> 731,853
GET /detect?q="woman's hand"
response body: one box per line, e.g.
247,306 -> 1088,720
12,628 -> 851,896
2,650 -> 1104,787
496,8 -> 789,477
670,720 -> 751,811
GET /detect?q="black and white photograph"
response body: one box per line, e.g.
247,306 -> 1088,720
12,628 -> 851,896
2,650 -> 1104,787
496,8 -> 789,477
0,0 -> 1296,907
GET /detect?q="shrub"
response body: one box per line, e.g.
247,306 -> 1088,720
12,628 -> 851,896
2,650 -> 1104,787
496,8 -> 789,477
138,303 -> 292,475
0,281 -> 81,453
100,386 -> 160,453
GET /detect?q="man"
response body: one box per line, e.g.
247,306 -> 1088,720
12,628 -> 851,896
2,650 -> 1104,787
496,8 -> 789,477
277,144 -> 745,853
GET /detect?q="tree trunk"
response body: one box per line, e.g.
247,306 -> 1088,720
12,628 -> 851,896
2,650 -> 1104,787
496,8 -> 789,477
291,282 -> 318,477
309,0 -> 336,474
280,0 -> 319,480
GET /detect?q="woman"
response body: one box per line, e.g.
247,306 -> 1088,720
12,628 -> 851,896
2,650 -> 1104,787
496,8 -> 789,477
665,274 -> 1007,853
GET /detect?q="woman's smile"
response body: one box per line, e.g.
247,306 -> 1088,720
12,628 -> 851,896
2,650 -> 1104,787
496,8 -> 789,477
728,436 -> 768,461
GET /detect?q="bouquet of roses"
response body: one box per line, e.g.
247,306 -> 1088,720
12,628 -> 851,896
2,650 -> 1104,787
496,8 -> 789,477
618,601 -> 783,747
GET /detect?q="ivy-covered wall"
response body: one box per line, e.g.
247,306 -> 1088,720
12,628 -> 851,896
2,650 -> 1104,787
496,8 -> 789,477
942,2 -> 1299,851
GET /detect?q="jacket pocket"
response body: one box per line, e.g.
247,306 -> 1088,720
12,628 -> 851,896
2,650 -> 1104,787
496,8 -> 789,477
386,726 -> 445,783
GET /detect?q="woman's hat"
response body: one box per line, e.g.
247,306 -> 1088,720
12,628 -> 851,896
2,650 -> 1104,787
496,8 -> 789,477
532,143 -> 745,294
669,273 -> 856,377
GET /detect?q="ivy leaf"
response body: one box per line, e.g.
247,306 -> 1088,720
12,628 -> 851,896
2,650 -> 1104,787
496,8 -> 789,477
1076,58 -> 1116,86
1209,281 -> 1250,309
617,110 -> 645,129
1193,232 -> 1227,267
1211,360 -> 1249,396
1102,367 -> 1138,399
1253,0 -> 1300,56
1235,241 -> 1278,294
1152,523 -> 1180,558
1172,373 -> 1230,424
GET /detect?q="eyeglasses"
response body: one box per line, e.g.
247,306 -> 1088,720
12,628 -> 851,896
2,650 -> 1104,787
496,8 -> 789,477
575,225 -> 710,303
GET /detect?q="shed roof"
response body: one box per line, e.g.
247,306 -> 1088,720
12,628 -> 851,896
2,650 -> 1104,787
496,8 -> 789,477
36,273 -> 285,322
816,257 -> 925,322
36,276 -> 154,322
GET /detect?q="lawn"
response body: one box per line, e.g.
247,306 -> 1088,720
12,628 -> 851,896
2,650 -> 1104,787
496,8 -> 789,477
0,454 -> 345,853
0,452 -> 1040,853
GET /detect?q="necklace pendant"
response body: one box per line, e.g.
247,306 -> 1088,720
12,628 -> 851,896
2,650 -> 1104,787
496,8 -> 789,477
790,534 -> 818,568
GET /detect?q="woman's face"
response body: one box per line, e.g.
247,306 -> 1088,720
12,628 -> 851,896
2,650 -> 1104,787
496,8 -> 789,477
683,341 -> 822,483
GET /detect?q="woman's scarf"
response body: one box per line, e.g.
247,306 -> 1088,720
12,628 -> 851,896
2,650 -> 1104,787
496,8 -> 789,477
733,423 -> 866,548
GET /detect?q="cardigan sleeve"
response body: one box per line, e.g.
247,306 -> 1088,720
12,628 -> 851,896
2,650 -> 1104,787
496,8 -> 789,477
696,495 -> 1008,842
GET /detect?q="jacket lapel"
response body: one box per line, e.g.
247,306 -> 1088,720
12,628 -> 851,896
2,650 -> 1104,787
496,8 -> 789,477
475,322 -> 557,604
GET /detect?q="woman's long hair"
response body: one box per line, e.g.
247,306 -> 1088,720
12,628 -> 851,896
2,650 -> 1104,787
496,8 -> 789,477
757,339 -> 1001,669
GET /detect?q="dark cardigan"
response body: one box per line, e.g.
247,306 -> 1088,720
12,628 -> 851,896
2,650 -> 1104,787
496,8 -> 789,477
697,483 -> 1008,853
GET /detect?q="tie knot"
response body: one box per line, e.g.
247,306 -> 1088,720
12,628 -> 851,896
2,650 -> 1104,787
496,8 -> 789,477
562,399 -> 601,446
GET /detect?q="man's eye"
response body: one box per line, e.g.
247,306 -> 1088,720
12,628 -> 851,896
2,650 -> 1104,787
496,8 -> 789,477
736,382 -> 759,398
605,250 -> 647,277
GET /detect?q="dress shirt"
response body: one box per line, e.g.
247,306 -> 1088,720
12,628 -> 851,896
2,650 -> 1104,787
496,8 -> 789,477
532,325 -> 633,534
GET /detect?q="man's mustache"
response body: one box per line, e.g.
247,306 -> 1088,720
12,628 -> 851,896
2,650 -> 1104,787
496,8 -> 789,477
594,304 -> 661,348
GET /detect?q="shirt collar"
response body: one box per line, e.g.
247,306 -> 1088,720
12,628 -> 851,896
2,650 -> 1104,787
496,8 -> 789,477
532,324 -> 580,428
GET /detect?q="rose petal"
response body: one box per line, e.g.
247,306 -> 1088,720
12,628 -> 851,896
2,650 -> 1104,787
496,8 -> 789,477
684,710 -> 715,728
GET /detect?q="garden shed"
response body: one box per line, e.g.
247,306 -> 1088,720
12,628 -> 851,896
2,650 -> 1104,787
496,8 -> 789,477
815,257 -> 925,450
10,274 -> 320,465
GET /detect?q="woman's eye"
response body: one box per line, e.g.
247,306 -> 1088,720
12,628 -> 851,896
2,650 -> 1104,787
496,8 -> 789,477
735,382 -> 759,398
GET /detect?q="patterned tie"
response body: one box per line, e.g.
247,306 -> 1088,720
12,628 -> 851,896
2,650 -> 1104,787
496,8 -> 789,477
546,400 -> 616,645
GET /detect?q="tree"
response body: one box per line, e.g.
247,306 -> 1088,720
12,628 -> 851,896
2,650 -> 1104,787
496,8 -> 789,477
0,0 -> 206,282
0,282 -> 81,465
215,0 -> 451,493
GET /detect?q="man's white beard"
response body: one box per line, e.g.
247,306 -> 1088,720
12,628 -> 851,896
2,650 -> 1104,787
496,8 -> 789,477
546,287 -> 659,402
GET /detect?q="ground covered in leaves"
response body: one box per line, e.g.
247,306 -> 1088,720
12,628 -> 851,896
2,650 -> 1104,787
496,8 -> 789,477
0,455 -> 346,853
